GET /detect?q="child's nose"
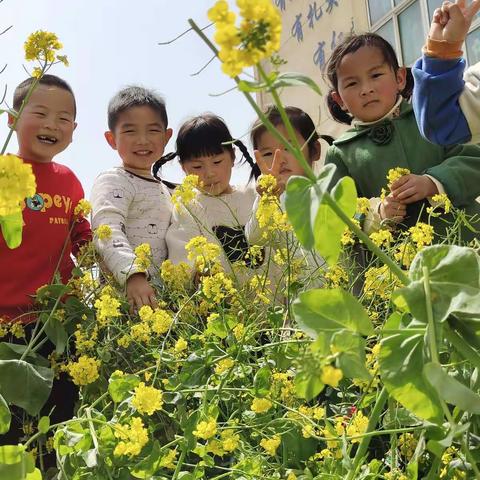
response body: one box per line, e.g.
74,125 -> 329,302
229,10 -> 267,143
43,116 -> 59,130
360,82 -> 374,96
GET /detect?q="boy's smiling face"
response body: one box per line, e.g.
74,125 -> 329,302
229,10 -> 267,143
11,85 -> 76,163
105,106 -> 172,171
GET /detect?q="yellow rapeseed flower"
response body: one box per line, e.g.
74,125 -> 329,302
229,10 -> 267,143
186,236 -> 221,271
356,197 -> 370,215
171,174 -> 200,211
24,30 -> 63,63
251,397 -> 272,413
67,356 -> 100,386
430,193 -> 452,214
369,229 -> 393,248
193,417 -> 217,440
96,224 -> 112,240
387,167 -> 410,187
159,448 -> 177,469
131,382 -> 164,415
134,243 -> 152,271
174,337 -> 188,354
260,434 -> 281,456
408,222 -> 434,249
215,357 -> 234,375
202,272 -> 236,304
94,293 -> 121,324
0,154 -> 36,217
73,199 -> 91,217
221,429 -> 240,452
160,259 -> 191,290
320,365 -> 343,388
113,417 -> 149,457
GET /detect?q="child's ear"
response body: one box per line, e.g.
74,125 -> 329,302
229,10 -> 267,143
396,67 -> 407,91
7,113 -> 15,129
165,128 -> 173,144
310,140 -> 321,163
331,91 -> 347,111
104,131 -> 117,150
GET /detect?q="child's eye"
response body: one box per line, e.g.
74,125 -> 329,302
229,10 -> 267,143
372,73 -> 384,78
191,165 -> 202,170
345,81 -> 356,88
262,152 -> 273,157
214,159 -> 222,164
149,129 -> 162,133
33,112 -> 45,117
122,130 -> 135,134
60,117 -> 71,122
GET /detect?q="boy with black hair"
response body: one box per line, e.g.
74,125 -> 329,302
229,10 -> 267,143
0,74 -> 91,321
91,86 -> 173,310
0,74 -> 91,469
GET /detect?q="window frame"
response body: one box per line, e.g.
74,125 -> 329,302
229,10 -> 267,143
366,0 -> 480,66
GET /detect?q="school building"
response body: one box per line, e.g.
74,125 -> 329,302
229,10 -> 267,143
257,0 -> 480,147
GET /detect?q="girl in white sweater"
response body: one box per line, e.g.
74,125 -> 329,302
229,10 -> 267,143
153,114 -> 259,273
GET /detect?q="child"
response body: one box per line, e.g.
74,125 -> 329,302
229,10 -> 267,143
245,105 -> 326,287
0,74 -> 90,467
412,0 -> 480,145
0,74 -> 91,322
324,33 -> 480,241
159,114 -> 258,272
91,86 -> 173,310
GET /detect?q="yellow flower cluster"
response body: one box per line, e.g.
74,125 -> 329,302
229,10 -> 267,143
171,174 -> 199,211
215,357 -> 234,375
387,167 -> 410,187
186,236 -> 221,271
335,411 -> 369,444
394,241 -> 417,268
95,224 -> 112,240
430,193 -> 452,214
73,199 -> 91,217
202,272 -> 236,304
159,448 -> 177,469
206,429 -> 241,457
364,264 -> 401,300
113,417 -> 149,457
193,417 -> 218,439
320,365 -> 343,388
208,0 -> 282,77
408,222 -> 434,249
251,397 -> 272,413
24,30 -> 66,65
131,382 -> 164,415
324,263 -> 349,288
0,154 -> 36,217
341,218 -> 360,246
138,305 -> 173,335
369,229 -> 393,248
94,292 -> 121,324
67,355 -> 100,386
134,243 -> 152,271
74,327 -> 98,354
260,434 -> 281,456
356,197 -> 370,215
256,189 -> 290,238
160,259 -> 191,290
174,337 -> 188,354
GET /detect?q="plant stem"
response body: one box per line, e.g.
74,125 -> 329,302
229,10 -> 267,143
423,267 -> 439,364
346,387 -> 389,480
172,447 -> 187,480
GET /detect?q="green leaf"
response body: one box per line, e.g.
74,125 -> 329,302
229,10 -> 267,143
285,164 -> 337,250
284,176 -> 316,249
130,441 -> 163,479
44,317 -> 68,354
0,393 -> 11,435
294,368 -> 324,401
424,362 -> 480,414
254,366 -> 272,397
394,245 -> 480,325
271,72 -> 322,96
25,468 -> 42,480
0,342 -> 49,367
0,359 -> 53,416
313,176 -> 357,265
331,330 -> 371,381
379,326 -> 443,424
0,212 -> 23,249
0,445 -> 35,480
108,372 -> 140,403
38,416 -> 50,434
293,287 -> 373,340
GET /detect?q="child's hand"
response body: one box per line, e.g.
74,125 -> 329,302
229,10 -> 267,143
429,0 -> 480,43
380,193 -> 407,222
126,272 -> 158,312
390,174 -> 438,204
254,149 -> 286,197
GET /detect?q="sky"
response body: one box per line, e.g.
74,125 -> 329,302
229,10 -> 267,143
0,0 -> 256,195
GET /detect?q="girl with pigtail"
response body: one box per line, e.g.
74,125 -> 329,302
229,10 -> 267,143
152,113 -> 259,273
324,33 -> 480,241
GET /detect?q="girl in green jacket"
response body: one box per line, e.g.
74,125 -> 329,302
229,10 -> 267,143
324,33 -> 480,243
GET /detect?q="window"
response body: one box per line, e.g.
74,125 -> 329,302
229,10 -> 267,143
367,0 -> 480,66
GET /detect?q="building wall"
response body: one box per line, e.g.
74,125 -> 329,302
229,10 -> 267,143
257,0 -> 371,150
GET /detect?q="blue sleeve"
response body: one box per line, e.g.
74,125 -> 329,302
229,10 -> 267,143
412,56 -> 472,146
